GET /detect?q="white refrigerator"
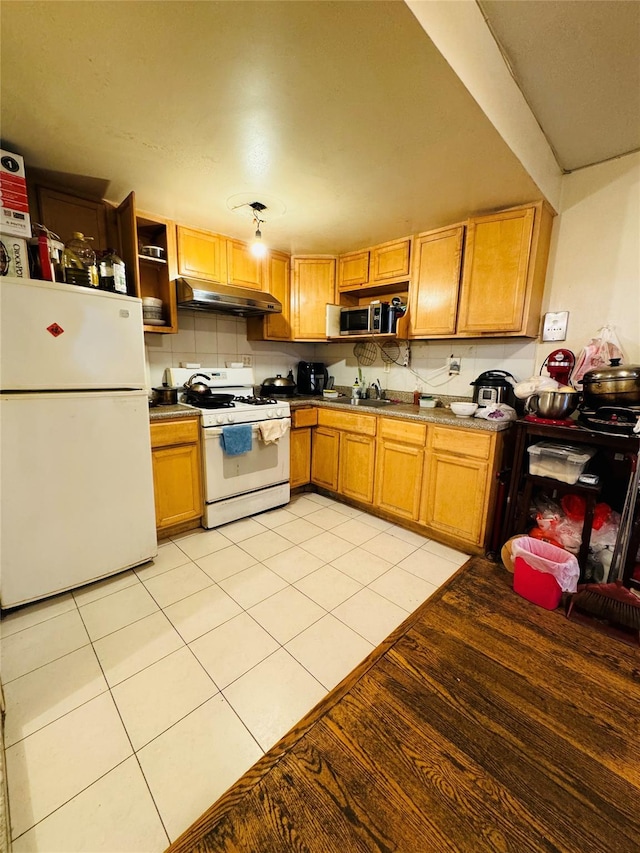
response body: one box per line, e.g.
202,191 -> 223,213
0,277 -> 157,608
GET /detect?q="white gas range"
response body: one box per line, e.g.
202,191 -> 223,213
166,367 -> 291,528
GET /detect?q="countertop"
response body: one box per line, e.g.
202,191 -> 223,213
148,403 -> 200,421
288,396 -> 513,432
148,397 -> 513,432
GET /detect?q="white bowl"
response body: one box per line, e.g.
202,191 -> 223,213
142,297 -> 163,307
323,389 -> 339,398
450,402 -> 478,417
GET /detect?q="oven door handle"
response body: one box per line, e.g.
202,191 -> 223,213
204,418 -> 291,438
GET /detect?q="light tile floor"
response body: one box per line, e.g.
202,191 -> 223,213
1,493 -> 470,851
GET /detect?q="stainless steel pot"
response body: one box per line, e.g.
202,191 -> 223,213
526,389 -> 579,419
152,385 -> 179,405
261,374 -> 297,397
581,362 -> 640,407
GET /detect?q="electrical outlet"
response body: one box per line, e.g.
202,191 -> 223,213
241,355 -> 253,367
383,362 -> 390,373
448,356 -> 461,375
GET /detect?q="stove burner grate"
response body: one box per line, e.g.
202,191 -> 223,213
578,406 -> 640,437
234,395 -> 278,406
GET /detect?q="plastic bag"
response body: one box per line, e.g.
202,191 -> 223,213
473,403 -> 517,421
572,325 -> 625,389
511,536 -> 580,593
513,377 -> 559,400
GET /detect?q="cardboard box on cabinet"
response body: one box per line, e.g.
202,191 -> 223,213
0,149 -> 31,239
0,232 -> 30,277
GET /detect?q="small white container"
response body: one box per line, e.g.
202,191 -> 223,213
419,396 -> 437,408
323,389 -> 339,398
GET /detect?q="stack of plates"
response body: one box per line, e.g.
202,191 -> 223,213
142,296 -> 164,325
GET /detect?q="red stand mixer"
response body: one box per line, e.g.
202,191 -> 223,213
524,349 -> 578,426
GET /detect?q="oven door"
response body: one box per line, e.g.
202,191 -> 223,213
202,419 -> 291,502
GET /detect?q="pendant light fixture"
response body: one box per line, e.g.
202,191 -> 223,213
249,201 -> 267,258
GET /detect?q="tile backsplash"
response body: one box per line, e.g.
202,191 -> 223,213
313,339 -> 538,400
144,310 -> 316,390
145,311 -> 537,399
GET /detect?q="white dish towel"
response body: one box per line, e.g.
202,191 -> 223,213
258,418 -> 290,444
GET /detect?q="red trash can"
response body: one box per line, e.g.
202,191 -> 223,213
511,537 -> 580,610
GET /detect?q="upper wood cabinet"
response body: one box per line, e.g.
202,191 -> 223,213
370,237 -> 412,285
338,237 -> 412,292
408,225 -> 464,338
406,201 -> 554,339
338,250 -> 369,291
36,186 -> 112,250
116,192 -> 178,334
291,256 -> 336,340
246,250 -> 292,341
456,201 -> 554,337
226,239 -> 264,289
176,225 -> 228,283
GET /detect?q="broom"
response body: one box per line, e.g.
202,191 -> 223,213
566,580 -> 640,643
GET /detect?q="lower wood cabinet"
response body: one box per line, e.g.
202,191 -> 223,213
311,426 -> 340,491
306,406 -> 505,553
311,409 -> 376,500
339,432 -> 376,504
150,417 -> 202,536
421,426 -> 498,548
290,407 -> 317,488
375,418 -> 427,520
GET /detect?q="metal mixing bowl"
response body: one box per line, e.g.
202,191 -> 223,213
532,389 -> 579,419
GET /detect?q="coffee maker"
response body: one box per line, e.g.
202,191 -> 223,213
297,361 -> 328,395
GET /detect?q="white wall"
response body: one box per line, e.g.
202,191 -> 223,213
144,310 -> 315,391
538,151 -> 640,370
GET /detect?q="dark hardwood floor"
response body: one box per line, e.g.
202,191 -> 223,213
168,557 -> 640,853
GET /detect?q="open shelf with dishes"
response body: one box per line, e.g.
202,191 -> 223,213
116,192 -> 178,333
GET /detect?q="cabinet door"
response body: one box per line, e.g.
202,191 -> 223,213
311,426 -> 339,491
263,250 -> 291,340
457,207 -> 535,334
339,433 -> 375,504
409,225 -> 464,337
152,443 -> 202,532
375,439 -> 424,520
370,237 -> 411,284
290,427 -> 312,488
116,191 -> 141,297
36,186 -> 110,250
292,257 -> 336,340
177,225 -> 227,282
338,251 -> 369,291
422,451 -> 487,545
227,239 -> 264,289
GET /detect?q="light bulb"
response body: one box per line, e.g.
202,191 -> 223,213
251,239 -> 267,258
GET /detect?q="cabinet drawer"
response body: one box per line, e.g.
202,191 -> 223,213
430,426 -> 492,460
150,418 -> 200,449
378,417 -> 426,446
317,408 -> 377,436
292,407 -> 318,428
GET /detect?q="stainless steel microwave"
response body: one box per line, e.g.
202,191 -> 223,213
340,303 -> 390,336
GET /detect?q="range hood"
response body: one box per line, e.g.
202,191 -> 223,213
176,277 -> 282,317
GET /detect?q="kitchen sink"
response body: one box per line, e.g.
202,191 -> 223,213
331,398 -> 395,408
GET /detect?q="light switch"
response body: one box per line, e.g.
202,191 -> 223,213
542,311 -> 569,342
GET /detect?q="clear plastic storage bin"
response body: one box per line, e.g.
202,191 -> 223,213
527,442 -> 597,484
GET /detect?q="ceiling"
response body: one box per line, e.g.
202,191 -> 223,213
478,0 -> 640,172
1,1 -> 638,255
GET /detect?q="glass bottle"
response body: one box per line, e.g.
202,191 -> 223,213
62,232 -> 99,288
98,248 -> 127,294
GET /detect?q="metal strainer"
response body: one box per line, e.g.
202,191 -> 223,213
353,341 -> 377,366
379,340 -> 401,365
